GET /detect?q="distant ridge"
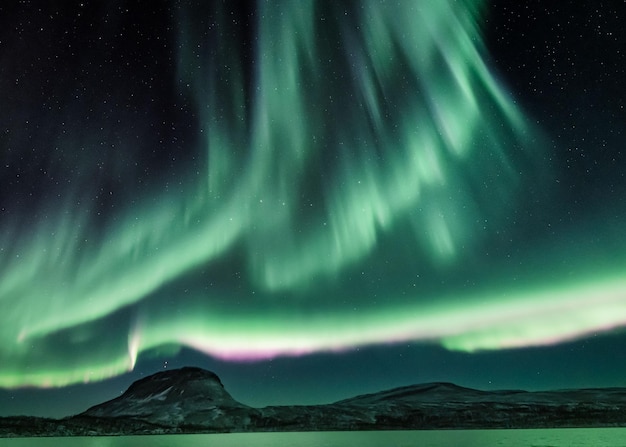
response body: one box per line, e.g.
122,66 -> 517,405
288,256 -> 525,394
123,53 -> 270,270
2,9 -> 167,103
336,382 -> 491,405
2,367 -> 626,437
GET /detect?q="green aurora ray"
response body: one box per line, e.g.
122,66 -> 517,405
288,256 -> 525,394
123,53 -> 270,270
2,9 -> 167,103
1,0 -> 625,388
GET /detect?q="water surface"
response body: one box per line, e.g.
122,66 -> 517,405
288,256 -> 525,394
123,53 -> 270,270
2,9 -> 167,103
2,429 -> 626,447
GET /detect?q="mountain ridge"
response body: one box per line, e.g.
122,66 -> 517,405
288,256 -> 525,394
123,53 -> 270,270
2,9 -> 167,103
2,367 -> 626,437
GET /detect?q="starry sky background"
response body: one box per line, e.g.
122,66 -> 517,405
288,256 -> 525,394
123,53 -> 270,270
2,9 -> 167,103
1,0 -> 625,418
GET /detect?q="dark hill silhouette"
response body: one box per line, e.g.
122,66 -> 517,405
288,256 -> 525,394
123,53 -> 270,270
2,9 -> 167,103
2,367 -> 626,436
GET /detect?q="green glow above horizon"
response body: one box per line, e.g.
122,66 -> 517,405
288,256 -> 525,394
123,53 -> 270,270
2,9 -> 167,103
1,0 -> 625,389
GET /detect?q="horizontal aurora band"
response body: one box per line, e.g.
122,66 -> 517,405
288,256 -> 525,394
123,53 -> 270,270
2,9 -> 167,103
1,0 -> 625,388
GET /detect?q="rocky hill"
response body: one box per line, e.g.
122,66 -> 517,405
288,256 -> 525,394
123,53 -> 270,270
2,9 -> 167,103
1,367 -> 626,436
82,367 -> 252,430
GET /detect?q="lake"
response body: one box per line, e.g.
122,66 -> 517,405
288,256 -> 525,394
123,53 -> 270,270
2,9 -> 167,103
1,429 -> 626,447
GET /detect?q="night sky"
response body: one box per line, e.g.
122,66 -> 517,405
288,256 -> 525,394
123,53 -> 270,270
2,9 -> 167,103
1,0 -> 625,418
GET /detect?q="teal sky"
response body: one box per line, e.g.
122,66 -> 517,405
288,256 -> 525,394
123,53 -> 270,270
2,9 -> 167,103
0,0 -> 625,417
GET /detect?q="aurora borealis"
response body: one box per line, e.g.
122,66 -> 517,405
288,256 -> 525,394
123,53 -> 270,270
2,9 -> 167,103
1,0 -> 626,417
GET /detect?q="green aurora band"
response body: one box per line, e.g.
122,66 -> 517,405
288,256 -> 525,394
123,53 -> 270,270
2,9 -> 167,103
1,0 -> 625,388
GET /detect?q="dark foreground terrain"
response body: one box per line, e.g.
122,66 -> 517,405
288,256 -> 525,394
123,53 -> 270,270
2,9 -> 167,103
2,367 -> 625,436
